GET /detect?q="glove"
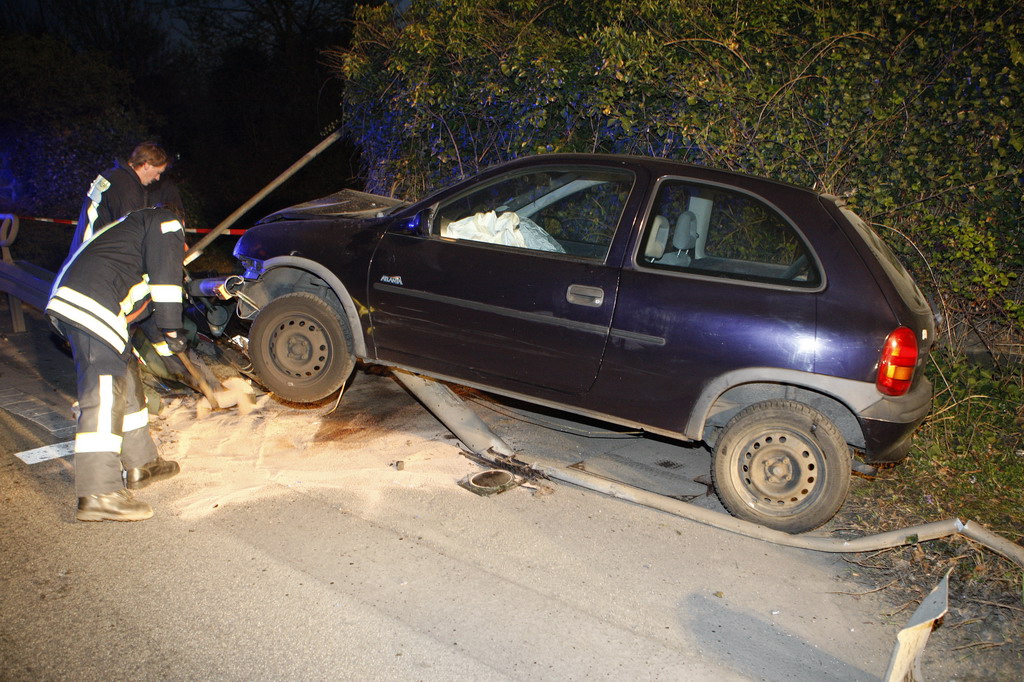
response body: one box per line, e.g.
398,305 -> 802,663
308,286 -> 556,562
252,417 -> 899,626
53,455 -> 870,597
161,328 -> 188,354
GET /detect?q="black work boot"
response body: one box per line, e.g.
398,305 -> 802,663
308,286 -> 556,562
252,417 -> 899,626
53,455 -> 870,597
77,489 -> 154,522
125,457 -> 181,490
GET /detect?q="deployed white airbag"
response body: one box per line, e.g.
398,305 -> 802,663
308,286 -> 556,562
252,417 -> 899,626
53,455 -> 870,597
444,211 -> 564,253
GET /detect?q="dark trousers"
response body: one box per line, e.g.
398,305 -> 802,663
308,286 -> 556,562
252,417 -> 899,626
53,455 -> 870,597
66,327 -> 158,497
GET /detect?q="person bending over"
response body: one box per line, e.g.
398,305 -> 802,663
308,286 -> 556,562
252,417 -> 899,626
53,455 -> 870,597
47,207 -> 188,522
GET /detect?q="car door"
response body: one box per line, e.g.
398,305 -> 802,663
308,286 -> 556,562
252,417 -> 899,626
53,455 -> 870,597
368,166 -> 636,395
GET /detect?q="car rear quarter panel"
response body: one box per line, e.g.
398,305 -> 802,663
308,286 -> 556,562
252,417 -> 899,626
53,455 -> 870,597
748,187 -> 903,384
818,198 -> 936,355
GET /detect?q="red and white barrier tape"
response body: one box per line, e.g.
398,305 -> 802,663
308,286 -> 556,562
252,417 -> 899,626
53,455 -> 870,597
14,216 -> 76,225
12,216 -> 246,236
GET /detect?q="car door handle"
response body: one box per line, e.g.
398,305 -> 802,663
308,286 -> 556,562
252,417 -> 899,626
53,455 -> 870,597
566,284 -> 605,307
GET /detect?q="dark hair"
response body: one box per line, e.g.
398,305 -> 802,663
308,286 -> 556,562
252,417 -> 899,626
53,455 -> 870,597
127,142 -> 169,169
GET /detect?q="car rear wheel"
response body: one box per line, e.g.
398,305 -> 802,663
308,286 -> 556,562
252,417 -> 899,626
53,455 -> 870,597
249,292 -> 354,403
712,400 -> 851,533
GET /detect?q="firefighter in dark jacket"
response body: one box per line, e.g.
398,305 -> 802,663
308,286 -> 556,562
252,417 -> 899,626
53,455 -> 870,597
71,141 -> 190,383
72,142 -> 169,248
47,207 -> 187,522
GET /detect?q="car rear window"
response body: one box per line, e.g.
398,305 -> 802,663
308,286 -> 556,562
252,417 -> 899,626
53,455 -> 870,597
638,180 -> 821,287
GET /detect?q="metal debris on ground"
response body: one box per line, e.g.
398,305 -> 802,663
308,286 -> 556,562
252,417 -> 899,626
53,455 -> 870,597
458,469 -> 522,497
884,569 -> 951,682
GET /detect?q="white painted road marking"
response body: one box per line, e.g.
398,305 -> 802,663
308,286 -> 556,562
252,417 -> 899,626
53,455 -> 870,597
15,440 -> 74,465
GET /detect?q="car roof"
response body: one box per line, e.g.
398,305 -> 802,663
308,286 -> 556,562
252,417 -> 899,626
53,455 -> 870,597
476,153 -> 826,200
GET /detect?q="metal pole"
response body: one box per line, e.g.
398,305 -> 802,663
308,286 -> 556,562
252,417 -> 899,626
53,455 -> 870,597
183,129 -> 344,265
393,370 -> 1024,568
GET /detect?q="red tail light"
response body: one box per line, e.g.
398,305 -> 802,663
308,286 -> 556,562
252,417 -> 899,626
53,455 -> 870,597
876,327 -> 918,396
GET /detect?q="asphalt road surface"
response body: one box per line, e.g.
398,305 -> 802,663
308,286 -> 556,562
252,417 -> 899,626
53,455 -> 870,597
1,305 -> 906,681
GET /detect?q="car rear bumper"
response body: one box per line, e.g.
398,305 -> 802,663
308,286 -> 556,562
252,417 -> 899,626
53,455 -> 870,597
857,376 -> 933,462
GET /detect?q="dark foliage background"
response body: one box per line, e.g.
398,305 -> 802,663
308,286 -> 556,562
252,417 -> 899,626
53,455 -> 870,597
0,0 -> 362,233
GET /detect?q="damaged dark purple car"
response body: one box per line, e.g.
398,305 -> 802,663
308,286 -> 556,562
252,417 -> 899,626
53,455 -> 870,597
190,154 -> 934,532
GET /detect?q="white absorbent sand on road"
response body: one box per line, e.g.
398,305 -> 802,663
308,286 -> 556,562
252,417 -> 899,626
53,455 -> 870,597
128,367 -> 916,680
157,370 -> 483,521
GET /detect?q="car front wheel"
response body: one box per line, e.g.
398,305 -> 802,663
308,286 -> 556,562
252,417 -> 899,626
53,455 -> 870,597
249,292 -> 355,403
712,400 -> 851,533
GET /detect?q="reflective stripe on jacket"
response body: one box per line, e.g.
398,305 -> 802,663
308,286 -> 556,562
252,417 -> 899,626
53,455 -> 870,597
47,208 -> 185,354
72,162 -> 147,250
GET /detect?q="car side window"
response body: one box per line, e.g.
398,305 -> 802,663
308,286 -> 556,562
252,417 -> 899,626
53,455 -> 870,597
639,180 -> 821,287
433,168 -> 634,260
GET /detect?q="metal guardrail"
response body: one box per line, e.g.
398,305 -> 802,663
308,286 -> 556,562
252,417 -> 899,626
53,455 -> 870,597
0,214 -> 58,332
0,207 -> 248,333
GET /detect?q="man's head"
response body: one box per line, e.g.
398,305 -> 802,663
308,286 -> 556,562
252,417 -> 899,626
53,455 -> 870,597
127,142 -> 169,186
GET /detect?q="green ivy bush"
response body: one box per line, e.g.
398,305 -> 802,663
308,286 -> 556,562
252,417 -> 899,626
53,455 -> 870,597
332,0 -> 1023,354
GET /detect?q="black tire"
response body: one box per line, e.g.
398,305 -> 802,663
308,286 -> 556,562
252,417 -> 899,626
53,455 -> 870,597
712,400 -> 851,533
249,292 -> 355,403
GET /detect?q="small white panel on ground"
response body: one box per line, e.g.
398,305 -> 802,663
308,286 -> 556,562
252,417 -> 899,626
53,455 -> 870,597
884,569 -> 951,682
16,441 -> 75,465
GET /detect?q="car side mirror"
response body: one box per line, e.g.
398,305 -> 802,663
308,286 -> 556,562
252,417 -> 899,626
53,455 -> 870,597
394,210 -> 429,236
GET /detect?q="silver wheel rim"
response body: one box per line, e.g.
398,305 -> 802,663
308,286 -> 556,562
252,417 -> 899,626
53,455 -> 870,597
266,314 -> 331,381
731,427 -> 826,516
